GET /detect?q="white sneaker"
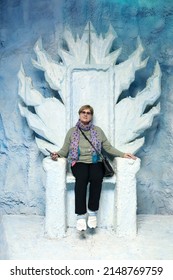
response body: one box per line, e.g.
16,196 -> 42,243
87,215 -> 97,229
76,218 -> 87,231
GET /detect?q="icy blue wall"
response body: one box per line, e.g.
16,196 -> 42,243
0,0 -> 173,215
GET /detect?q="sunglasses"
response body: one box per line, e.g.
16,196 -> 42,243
81,111 -> 92,115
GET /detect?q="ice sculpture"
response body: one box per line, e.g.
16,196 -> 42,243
18,22 -> 161,238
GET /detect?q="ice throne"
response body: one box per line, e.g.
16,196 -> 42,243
18,23 -> 161,239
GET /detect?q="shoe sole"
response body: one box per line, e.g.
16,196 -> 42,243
88,224 -> 97,228
87,224 -> 97,229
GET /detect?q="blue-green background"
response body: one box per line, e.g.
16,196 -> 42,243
1,0 -> 173,215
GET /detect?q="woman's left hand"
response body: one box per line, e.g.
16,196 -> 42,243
123,153 -> 137,160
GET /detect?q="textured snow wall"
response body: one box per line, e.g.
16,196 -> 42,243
0,0 -> 173,215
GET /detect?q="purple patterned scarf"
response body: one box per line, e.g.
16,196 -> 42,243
69,120 -> 101,165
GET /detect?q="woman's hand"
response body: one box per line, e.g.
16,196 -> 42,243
51,152 -> 59,161
123,153 -> 137,160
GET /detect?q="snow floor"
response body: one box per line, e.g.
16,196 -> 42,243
1,214 -> 173,260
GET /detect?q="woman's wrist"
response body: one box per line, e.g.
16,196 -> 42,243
51,152 -> 59,160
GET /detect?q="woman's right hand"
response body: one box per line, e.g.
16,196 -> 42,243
51,152 -> 59,161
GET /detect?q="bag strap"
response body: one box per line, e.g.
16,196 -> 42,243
78,127 -> 104,160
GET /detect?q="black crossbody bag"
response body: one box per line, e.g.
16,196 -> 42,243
79,127 -> 115,177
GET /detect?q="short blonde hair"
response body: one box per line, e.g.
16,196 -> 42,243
78,105 -> 94,115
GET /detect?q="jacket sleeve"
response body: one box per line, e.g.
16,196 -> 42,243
101,128 -> 124,158
57,128 -> 72,158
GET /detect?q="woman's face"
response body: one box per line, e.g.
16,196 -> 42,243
79,109 -> 92,124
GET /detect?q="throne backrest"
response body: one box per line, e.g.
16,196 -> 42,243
65,65 -> 115,145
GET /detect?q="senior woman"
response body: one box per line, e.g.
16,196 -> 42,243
51,105 -> 136,232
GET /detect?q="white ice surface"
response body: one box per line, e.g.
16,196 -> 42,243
1,214 -> 173,260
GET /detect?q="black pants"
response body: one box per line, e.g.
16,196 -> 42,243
71,162 -> 104,215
